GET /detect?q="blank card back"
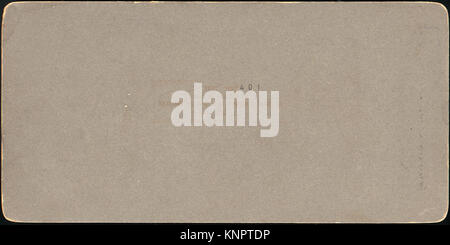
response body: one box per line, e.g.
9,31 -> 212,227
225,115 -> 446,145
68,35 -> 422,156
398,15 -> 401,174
1,2 -> 448,222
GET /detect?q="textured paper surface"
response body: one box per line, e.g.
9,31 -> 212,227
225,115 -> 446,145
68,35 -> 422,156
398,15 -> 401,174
1,2 -> 448,222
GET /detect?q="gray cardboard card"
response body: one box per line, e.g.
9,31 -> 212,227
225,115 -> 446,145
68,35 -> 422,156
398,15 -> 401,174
1,2 -> 448,222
